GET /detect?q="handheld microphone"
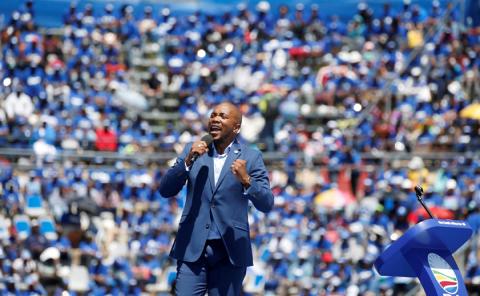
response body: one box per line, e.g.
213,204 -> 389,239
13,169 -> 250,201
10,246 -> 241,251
415,185 -> 435,219
190,134 -> 213,163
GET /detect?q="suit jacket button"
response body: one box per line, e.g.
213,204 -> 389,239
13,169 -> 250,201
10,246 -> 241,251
211,203 -> 215,209
206,224 -> 210,229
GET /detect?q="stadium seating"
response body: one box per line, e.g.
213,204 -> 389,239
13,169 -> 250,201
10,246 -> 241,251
0,0 -> 479,294
25,194 -> 46,217
39,216 -> 57,241
14,215 -> 31,239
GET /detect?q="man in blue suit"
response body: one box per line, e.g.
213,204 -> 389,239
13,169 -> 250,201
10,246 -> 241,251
159,102 -> 274,295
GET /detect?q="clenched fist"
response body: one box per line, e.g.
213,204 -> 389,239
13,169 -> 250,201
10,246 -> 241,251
231,159 -> 251,188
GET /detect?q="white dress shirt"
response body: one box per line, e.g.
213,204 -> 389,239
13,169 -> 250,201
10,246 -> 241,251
212,142 -> 233,186
185,141 -> 233,182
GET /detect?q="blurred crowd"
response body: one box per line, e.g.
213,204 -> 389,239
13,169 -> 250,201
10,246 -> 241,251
1,0 -> 479,157
1,0 -> 480,295
1,155 -> 480,295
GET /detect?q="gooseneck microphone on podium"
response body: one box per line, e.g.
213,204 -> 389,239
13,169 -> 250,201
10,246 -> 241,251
414,185 -> 435,219
375,185 -> 473,295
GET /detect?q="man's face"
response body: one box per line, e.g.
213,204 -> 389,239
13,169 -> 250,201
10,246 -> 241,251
208,103 -> 240,142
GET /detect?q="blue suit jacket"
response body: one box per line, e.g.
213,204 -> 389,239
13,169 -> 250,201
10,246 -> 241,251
159,140 -> 274,267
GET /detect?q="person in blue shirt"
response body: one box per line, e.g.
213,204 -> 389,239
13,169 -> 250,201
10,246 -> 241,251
24,63 -> 44,98
119,6 -> 140,42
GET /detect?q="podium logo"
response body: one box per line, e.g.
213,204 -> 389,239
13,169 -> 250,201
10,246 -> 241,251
428,253 -> 458,294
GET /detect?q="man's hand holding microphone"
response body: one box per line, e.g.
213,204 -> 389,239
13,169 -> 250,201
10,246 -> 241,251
184,134 -> 250,189
185,135 -> 213,167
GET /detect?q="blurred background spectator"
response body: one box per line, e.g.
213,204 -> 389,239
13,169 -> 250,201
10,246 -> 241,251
0,0 -> 480,295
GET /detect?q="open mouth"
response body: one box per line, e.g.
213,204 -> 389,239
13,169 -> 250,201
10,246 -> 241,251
210,125 -> 221,134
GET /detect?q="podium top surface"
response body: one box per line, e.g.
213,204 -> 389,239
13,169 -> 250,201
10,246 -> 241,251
374,219 -> 473,277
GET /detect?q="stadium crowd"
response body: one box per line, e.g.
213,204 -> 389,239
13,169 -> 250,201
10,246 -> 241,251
0,0 -> 480,295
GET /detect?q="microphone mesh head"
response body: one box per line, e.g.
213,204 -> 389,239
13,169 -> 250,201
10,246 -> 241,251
414,186 -> 423,196
201,134 -> 214,146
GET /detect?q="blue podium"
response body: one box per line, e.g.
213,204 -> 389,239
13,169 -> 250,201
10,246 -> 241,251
374,219 -> 473,295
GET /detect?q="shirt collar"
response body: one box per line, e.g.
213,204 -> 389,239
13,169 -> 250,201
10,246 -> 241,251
213,140 -> 234,157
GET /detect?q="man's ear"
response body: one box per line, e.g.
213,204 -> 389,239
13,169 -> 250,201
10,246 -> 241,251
234,124 -> 241,134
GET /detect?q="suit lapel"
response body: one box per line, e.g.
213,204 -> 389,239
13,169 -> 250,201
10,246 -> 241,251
213,141 -> 241,195
206,148 -> 215,195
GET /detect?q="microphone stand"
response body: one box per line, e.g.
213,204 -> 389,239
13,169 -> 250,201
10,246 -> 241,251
415,186 -> 435,219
